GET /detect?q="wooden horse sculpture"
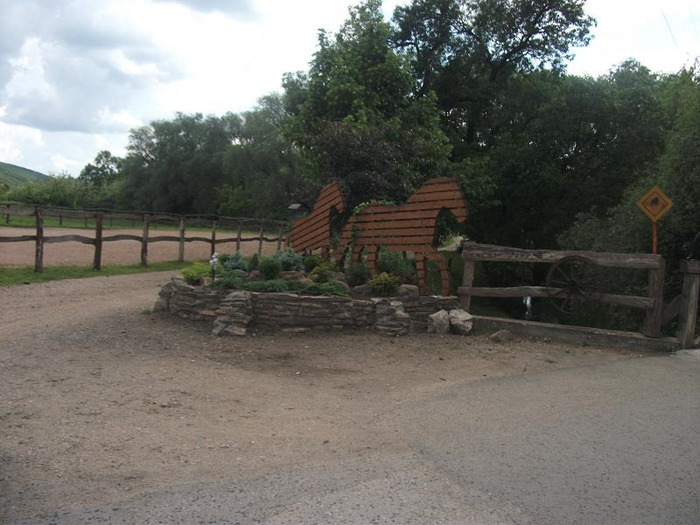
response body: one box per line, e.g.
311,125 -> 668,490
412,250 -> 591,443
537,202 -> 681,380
336,177 -> 468,295
289,181 -> 346,256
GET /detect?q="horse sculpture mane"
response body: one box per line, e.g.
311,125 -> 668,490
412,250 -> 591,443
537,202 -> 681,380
289,181 -> 346,255
336,176 -> 468,295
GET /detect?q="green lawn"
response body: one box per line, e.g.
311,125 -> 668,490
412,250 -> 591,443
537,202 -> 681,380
0,261 -> 190,286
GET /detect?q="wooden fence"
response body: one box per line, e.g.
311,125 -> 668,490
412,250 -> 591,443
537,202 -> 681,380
459,242 -> 699,348
0,203 -> 288,272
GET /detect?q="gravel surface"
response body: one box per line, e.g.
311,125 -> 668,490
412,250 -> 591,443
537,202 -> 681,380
0,272 -> 655,523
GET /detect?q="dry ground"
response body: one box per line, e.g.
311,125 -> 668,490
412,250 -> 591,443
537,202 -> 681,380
0,226 -> 279,267
0,272 -> 656,523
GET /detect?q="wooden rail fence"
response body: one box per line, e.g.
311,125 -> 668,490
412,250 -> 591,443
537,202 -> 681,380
1,203 -> 288,272
459,242 -> 699,348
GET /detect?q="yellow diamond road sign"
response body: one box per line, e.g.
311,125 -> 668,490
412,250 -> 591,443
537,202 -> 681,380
637,185 -> 673,223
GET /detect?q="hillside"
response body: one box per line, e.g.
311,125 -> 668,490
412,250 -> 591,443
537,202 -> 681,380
0,161 -> 48,187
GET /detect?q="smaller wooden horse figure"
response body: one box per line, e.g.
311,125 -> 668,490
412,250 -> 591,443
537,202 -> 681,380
288,181 -> 346,256
336,177 -> 468,295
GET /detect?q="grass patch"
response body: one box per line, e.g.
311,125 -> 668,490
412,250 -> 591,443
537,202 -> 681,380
0,261 -> 190,286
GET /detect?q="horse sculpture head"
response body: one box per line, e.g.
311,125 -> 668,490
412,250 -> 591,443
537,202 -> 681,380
288,180 -> 346,254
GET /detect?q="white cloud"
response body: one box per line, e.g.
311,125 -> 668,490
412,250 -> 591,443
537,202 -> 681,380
51,154 -> 84,173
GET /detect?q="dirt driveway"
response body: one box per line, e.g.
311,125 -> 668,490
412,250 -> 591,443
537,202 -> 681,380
0,226 -> 279,267
0,272 -> 655,523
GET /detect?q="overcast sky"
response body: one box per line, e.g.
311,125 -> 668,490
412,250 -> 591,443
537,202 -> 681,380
0,0 -> 698,176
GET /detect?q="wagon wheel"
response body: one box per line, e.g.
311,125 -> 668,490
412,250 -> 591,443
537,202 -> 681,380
545,255 -> 602,314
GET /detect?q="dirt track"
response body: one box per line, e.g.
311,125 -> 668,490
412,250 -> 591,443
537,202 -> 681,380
0,226 -> 279,267
0,270 -> 657,523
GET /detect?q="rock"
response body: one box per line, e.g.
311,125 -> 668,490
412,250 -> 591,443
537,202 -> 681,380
299,278 -> 314,286
374,299 -> 411,336
398,284 -> 419,298
279,270 -> 305,280
352,284 -> 372,296
248,270 -> 265,281
449,309 -> 474,335
427,310 -> 450,334
489,329 -> 514,343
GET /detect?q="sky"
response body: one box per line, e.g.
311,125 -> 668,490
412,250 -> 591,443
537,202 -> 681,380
0,0 -> 698,177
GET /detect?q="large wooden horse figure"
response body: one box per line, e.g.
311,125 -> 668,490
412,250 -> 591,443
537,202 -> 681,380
336,177 -> 468,295
289,181 -> 346,256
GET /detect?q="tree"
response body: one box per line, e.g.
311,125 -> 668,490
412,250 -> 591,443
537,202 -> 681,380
393,0 -> 595,157
78,150 -> 122,187
283,0 -> 451,208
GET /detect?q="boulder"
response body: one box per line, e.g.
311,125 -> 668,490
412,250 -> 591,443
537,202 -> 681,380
427,310 -> 450,334
352,284 -> 372,296
398,284 -> 419,298
247,270 -> 265,281
448,309 -> 474,335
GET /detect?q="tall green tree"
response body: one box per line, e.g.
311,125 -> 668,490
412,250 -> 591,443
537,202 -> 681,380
283,0 -> 451,208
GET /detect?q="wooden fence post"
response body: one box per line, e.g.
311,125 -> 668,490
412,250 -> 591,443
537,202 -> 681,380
178,217 -> 185,262
276,225 -> 284,253
34,207 -> 44,273
93,213 -> 103,271
677,260 -> 700,348
58,213 -> 63,226
460,258 -> 475,312
210,220 -> 218,257
643,258 -> 665,338
257,223 -> 264,257
141,214 -> 150,267
236,223 -> 242,253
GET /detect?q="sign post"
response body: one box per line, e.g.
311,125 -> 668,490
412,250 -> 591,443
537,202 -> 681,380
636,185 -> 673,254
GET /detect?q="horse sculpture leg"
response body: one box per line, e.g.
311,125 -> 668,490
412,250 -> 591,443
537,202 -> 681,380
365,245 -> 379,277
415,252 -> 429,294
425,251 -> 451,296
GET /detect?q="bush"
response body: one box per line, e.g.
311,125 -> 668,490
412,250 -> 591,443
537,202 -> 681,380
240,279 -> 290,293
211,273 -> 244,291
259,257 -> 281,280
377,250 -> 416,282
272,249 -> 304,271
309,261 -> 336,283
303,254 -> 324,273
223,252 -> 248,272
248,253 -> 260,271
302,282 -> 350,297
368,273 -> 402,296
345,261 -> 370,287
181,262 -> 211,285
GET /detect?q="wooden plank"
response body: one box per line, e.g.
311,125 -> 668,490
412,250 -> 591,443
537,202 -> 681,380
93,213 -> 103,270
643,258 -> 665,337
141,214 -> 149,267
1,208 -> 35,217
213,236 -> 243,245
211,220 -> 217,257
461,260 -> 475,311
461,242 -> 663,270
407,189 -> 464,203
341,227 -> 436,238
183,236 -> 212,243
103,234 -> 143,242
236,223 -> 242,253
148,235 -> 181,242
678,260 -> 700,348
290,215 -> 333,247
178,217 -> 185,263
0,235 -> 37,242
35,208 -> 43,273
459,286 -> 653,309
44,235 -> 95,244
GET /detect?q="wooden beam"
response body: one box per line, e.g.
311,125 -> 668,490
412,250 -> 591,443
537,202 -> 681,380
677,260 -> 700,349
34,207 -> 43,273
461,242 -> 662,270
93,213 -> 103,270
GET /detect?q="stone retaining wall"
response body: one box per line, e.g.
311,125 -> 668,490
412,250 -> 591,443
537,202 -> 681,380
156,277 -> 461,336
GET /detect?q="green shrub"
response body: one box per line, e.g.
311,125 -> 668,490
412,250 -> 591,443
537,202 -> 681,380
259,258 -> 281,280
309,261 -> 336,283
223,252 -> 248,272
377,250 -> 416,282
345,261 -> 370,287
240,279 -> 289,293
181,262 -> 210,285
302,282 -> 350,297
368,273 -> 402,296
248,253 -> 260,271
211,273 -> 244,291
303,254 -> 324,273
272,249 -> 304,271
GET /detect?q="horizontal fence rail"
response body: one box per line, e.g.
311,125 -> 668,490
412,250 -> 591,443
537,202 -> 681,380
0,203 -> 289,272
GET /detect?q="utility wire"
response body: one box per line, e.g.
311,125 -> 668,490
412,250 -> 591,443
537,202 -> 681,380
661,9 -> 679,50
